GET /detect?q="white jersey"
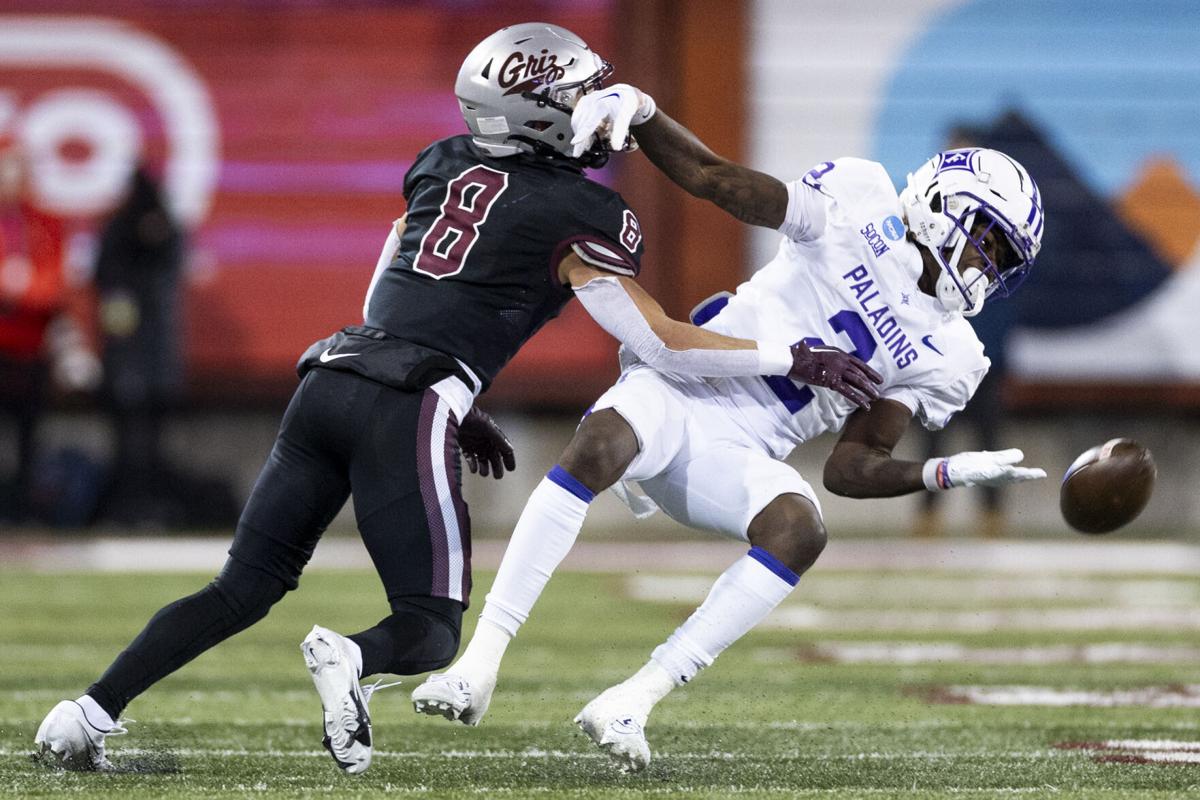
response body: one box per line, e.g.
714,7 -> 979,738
682,158 -> 989,460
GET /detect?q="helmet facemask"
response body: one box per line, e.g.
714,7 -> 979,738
516,59 -> 613,167
935,201 -> 1032,317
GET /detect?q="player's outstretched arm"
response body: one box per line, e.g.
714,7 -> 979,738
635,111 -> 788,229
825,401 -> 1046,498
562,252 -> 789,377
571,85 -> 786,229
824,400 -> 924,498
560,254 -> 879,408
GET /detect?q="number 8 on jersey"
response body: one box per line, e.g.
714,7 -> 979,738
416,165 -> 510,278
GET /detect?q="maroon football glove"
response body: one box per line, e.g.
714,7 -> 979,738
788,341 -> 884,410
459,406 -> 516,479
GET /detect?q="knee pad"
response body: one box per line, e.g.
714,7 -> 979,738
370,596 -> 463,674
209,559 -> 290,623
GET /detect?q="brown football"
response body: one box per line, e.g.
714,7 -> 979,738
1060,438 -> 1156,534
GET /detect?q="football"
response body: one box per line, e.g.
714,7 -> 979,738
1060,438 -> 1156,534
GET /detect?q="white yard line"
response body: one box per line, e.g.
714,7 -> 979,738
0,715 -> 1005,731
5,536 -> 1200,574
1101,740 -> 1200,751
773,642 -> 1200,665
8,746 -> 1054,760
931,685 -> 1200,708
761,606 -> 1200,632
1058,739 -> 1200,765
628,575 -> 1198,605
1103,751 -> 1200,764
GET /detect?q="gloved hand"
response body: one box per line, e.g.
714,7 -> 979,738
788,341 -> 883,409
923,448 -> 1047,490
459,406 -> 516,479
570,83 -> 657,158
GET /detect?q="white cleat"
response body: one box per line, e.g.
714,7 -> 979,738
34,700 -> 126,771
302,625 -> 373,775
574,691 -> 652,774
411,671 -> 495,726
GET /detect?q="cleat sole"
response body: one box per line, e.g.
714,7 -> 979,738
412,698 -> 461,721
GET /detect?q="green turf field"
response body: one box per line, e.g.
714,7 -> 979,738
3,558 -> 1200,798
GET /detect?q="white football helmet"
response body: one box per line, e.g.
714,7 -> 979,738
899,148 -> 1044,317
455,23 -> 612,166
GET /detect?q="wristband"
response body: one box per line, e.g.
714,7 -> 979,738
756,342 -> 794,376
922,458 -> 953,491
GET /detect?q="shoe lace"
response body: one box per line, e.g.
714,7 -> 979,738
429,673 -> 469,690
109,718 -> 132,737
362,679 -> 402,703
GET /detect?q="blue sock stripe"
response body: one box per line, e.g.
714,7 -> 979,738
546,465 -> 595,503
747,546 -> 800,586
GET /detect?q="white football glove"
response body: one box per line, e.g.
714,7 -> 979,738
570,83 -> 657,158
923,448 -> 1047,491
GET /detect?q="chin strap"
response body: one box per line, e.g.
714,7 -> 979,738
508,134 -> 609,170
934,211 -> 988,316
936,267 -> 987,317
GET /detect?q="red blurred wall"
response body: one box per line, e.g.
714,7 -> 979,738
1,1 -> 629,405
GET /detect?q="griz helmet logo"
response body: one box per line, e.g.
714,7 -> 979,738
497,49 -> 572,96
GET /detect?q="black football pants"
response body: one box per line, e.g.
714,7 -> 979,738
88,369 -> 469,719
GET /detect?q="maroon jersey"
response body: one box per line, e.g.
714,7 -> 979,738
315,135 -> 644,393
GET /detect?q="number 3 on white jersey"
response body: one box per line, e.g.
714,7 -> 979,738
765,310 -> 877,413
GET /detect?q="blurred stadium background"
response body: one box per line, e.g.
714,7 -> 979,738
2,0 -> 1198,540
3,1 -> 1200,796
0,0 -> 1195,542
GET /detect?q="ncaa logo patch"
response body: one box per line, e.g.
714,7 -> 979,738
882,215 -> 906,241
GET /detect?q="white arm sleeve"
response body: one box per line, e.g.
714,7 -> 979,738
778,179 -> 828,242
362,218 -> 404,321
574,277 -> 793,377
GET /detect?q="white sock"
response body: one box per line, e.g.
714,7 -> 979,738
76,694 -> 116,730
606,660 -> 676,723
450,618 -> 512,676
456,466 -> 593,672
651,547 -> 799,685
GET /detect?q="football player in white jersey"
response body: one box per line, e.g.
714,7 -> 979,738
412,85 -> 1048,772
